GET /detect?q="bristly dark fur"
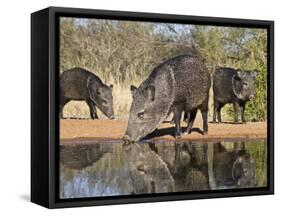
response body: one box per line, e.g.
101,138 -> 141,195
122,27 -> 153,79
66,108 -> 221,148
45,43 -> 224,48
213,67 -> 256,123
60,67 -> 114,119
125,55 -> 211,141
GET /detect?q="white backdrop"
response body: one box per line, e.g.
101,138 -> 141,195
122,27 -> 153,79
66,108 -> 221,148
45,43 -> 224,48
0,0 -> 279,214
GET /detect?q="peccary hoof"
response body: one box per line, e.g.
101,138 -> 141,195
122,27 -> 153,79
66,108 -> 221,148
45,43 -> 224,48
175,134 -> 182,140
203,131 -> 208,135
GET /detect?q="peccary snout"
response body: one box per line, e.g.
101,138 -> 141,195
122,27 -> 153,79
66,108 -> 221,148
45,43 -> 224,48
123,134 -> 130,140
249,95 -> 255,101
87,81 -> 115,119
122,134 -> 135,144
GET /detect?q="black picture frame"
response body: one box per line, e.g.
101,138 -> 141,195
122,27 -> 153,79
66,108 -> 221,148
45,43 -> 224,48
31,6 -> 274,209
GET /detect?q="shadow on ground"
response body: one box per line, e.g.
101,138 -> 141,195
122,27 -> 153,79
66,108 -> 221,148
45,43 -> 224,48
209,121 -> 244,125
144,126 -> 204,140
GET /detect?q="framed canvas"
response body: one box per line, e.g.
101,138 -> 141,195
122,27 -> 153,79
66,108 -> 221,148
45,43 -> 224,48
31,6 -> 274,208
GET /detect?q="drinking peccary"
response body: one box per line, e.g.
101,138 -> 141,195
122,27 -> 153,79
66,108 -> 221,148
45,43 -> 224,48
60,67 -> 114,120
123,55 -> 211,142
213,67 -> 257,123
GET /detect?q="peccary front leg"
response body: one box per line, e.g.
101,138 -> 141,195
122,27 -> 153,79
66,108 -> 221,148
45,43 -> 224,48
233,101 -> 239,124
86,99 -> 99,119
241,102 -> 246,123
200,101 -> 209,134
184,111 -> 197,134
201,109 -> 208,134
183,112 -> 190,123
174,108 -> 182,138
91,105 -> 99,119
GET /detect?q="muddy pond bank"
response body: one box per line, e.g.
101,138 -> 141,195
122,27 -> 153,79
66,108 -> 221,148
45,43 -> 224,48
60,119 -> 267,144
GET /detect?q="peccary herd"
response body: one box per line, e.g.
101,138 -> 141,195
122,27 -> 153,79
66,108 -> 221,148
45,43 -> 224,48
60,55 -> 257,142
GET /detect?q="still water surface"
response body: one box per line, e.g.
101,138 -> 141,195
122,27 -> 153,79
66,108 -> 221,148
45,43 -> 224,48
60,139 -> 267,199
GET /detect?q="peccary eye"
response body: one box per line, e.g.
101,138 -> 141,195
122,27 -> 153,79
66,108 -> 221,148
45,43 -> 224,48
102,100 -> 107,105
243,82 -> 248,86
138,111 -> 145,120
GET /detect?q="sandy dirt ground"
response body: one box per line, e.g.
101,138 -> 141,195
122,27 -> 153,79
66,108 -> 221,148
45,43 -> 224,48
60,119 -> 267,144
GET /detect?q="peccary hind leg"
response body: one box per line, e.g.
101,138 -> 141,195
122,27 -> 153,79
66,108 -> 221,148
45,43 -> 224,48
233,101 -> 239,124
183,112 -> 190,123
174,108 -> 183,138
60,96 -> 70,119
184,111 -> 197,134
241,102 -> 246,123
217,105 -> 222,123
213,101 -> 222,123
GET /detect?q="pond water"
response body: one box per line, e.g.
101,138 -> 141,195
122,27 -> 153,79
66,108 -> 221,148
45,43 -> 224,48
60,139 -> 267,199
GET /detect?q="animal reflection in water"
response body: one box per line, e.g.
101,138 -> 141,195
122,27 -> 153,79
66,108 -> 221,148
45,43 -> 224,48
60,140 -> 260,198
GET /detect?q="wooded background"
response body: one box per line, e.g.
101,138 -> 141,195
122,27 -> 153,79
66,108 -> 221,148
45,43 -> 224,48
60,18 -> 267,121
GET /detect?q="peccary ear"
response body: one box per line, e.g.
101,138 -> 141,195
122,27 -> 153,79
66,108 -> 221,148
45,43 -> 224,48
109,84 -> 113,91
145,85 -> 155,101
130,85 -> 138,97
236,70 -> 242,78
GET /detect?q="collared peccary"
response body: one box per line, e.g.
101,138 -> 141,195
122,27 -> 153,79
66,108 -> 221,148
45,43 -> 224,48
123,55 -> 211,142
60,67 -> 114,120
213,67 -> 257,123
